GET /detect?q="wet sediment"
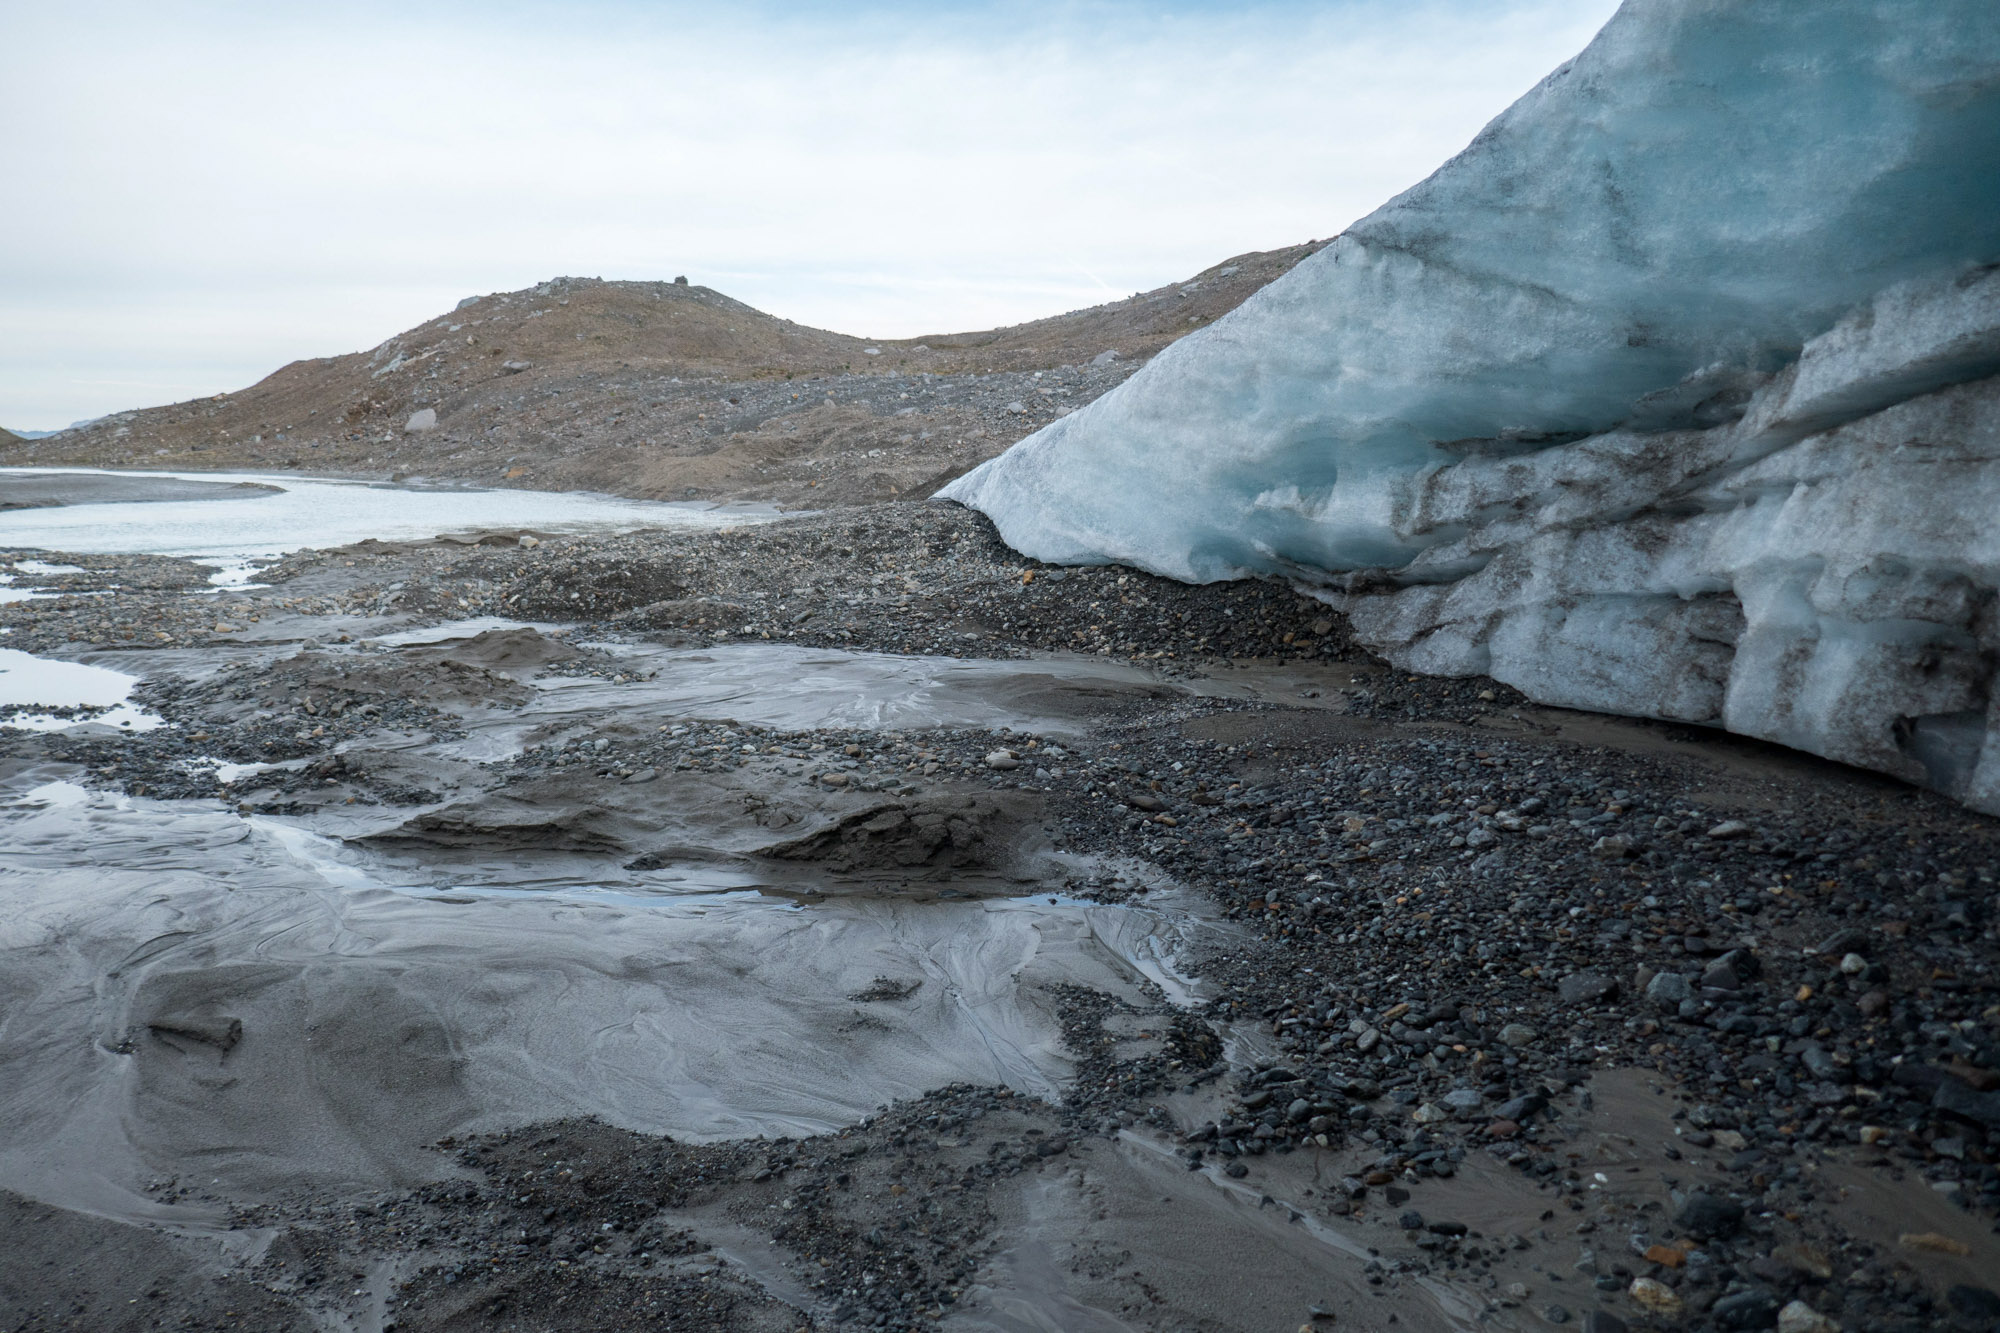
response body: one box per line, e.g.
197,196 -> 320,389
3,501 -> 1999,1333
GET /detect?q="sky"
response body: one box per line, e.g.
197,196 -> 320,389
0,0 -> 1618,431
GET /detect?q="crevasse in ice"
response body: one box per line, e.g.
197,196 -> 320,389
940,0 -> 2000,810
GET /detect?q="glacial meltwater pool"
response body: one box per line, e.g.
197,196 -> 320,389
0,466 -> 776,582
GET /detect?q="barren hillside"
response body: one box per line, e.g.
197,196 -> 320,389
4,243 -> 1322,506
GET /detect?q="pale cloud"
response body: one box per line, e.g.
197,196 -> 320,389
0,0 -> 1618,428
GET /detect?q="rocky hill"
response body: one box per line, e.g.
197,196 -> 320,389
2,243 -> 1320,507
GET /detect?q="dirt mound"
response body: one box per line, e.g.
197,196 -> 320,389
3,244 -> 1325,508
497,552 -> 688,619
367,793 -> 628,852
401,626 -> 580,672
280,650 -> 532,709
757,792 -> 1043,876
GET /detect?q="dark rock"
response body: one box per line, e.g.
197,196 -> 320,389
1495,1091 -> 1550,1122
1933,1078 -> 2000,1129
1399,1211 -> 1424,1230
1559,973 -> 1620,1004
1582,1312 -> 1630,1333
1702,949 -> 1761,991
1646,972 -> 1693,1008
1674,1191 -> 1743,1238
1948,1285 -> 2000,1322
1893,1063 -> 1954,1093
1710,1287 -> 1782,1330
1798,1044 -> 1839,1081
1811,928 -> 1868,957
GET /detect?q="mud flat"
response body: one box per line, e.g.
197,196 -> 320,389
4,498 -> 2000,1333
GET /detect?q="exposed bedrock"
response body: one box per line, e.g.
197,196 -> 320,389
941,0 -> 2000,810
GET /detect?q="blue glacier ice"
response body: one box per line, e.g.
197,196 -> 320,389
942,0 -> 2000,809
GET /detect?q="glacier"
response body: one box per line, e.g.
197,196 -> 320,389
940,0 -> 2000,811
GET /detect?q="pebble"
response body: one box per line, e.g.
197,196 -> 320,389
1775,1300 -> 1840,1333
1558,973 -> 1618,1004
1674,1191 -> 1743,1238
1947,1286 -> 2000,1322
1769,1243 -> 1832,1279
1811,928 -> 1868,956
1711,1287 -> 1782,1331
1644,971 -> 1692,1007
1627,1278 -> 1682,1318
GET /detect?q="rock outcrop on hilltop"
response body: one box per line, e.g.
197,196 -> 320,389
942,0 -> 2000,810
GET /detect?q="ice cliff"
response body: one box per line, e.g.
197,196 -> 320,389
940,0 -> 2000,810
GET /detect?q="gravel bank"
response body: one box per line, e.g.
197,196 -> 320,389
3,502 -> 1998,1333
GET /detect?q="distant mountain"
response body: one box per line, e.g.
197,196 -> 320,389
6,244 -> 1321,506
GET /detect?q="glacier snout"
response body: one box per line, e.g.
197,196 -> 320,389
939,0 -> 2000,810
1339,268 -> 2000,808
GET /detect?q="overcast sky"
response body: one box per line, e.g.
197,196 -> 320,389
0,0 -> 1617,431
